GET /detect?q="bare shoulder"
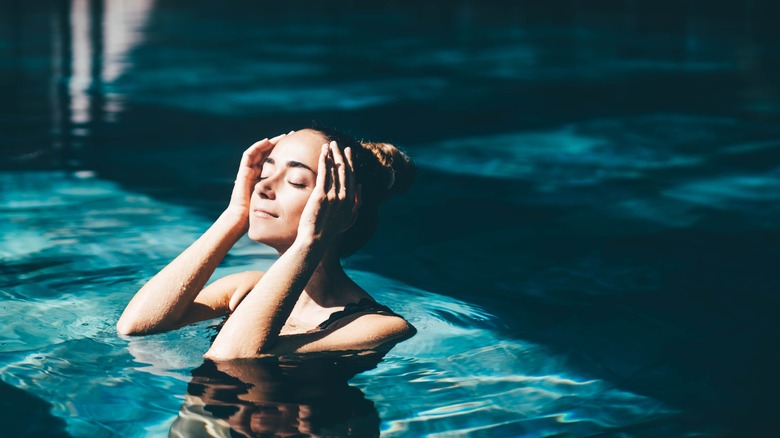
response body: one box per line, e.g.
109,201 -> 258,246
351,313 -> 417,342
191,270 -> 265,311
199,270 -> 264,297
326,311 -> 417,350
176,270 -> 265,328
223,270 -> 265,311
223,270 -> 265,290
272,311 -> 416,355
325,292 -> 417,347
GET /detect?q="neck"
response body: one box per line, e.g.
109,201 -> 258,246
306,252 -> 348,304
277,243 -> 348,306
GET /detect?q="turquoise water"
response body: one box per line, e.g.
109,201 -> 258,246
3,0 -> 780,436
1,172 -> 703,436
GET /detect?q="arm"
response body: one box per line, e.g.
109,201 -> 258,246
204,238 -> 326,358
205,243 -> 417,358
205,141 -> 357,359
116,212 -> 245,335
117,135 -> 286,335
270,313 -> 416,355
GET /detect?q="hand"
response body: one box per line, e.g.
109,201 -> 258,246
297,141 -> 358,247
226,132 -> 290,224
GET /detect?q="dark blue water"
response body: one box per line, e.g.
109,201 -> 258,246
2,1 -> 779,436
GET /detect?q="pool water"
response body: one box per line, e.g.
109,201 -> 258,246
3,0 -> 780,436
1,172 -> 708,436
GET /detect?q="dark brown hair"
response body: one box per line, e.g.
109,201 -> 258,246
308,125 -> 415,257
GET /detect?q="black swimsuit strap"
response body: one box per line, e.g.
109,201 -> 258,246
317,298 -> 399,330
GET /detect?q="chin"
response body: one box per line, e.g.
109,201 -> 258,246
247,228 -> 274,244
247,226 -> 294,251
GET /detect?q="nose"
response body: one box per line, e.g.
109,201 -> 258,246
254,174 -> 278,199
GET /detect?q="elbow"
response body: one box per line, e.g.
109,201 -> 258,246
204,337 -> 270,361
203,345 -> 259,361
381,318 -> 416,346
202,351 -> 224,361
205,325 -> 272,360
405,320 -> 418,338
202,349 -> 238,361
116,319 -> 139,336
117,312 -> 176,336
116,317 -> 150,336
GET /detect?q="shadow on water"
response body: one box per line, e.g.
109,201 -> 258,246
0,379 -> 72,437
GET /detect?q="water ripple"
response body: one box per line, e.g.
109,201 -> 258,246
0,172 -> 710,436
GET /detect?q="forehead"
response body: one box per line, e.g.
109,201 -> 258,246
268,129 -> 325,164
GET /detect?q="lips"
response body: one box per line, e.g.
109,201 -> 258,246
252,208 -> 278,219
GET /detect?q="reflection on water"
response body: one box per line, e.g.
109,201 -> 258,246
6,0 -> 154,169
0,171 -> 713,436
171,356 -> 382,437
5,1 -> 779,170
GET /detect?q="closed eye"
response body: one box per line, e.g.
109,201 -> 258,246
288,181 -> 307,188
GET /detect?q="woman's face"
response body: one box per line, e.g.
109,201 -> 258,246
248,129 -> 324,251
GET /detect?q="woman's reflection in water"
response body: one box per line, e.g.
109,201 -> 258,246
169,351 -> 386,437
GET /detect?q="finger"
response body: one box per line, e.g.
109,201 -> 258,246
328,142 -> 338,196
250,134 -> 283,170
244,138 -> 268,157
247,137 -> 272,151
247,137 -> 272,152
248,137 -> 269,148
331,141 -> 347,200
269,132 -> 287,144
242,138 -> 268,168
315,144 -> 328,194
344,146 -> 355,203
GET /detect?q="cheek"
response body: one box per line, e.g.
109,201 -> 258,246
282,191 -> 311,220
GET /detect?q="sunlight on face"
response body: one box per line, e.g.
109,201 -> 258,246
247,129 -> 325,251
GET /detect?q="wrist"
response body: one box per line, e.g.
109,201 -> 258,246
218,208 -> 249,231
290,234 -> 328,257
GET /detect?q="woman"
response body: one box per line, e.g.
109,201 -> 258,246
117,126 -> 416,360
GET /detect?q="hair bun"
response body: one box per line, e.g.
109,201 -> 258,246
359,141 -> 415,198
306,125 -> 415,257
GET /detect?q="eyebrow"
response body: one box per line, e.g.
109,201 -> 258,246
264,157 -> 316,175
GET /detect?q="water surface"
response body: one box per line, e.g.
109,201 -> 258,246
2,1 -> 780,436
